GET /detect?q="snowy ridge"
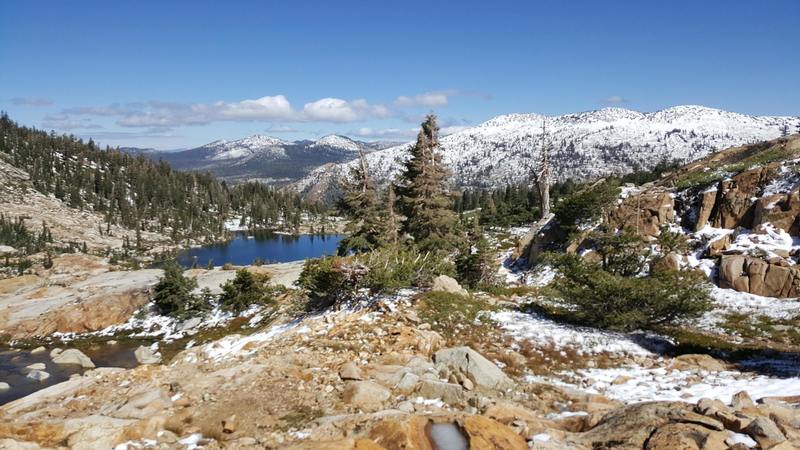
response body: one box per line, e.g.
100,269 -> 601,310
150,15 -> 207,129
293,105 -> 800,198
199,135 -> 290,161
310,134 -> 362,153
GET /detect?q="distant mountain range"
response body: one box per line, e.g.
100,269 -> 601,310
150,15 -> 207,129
122,106 -> 799,200
292,105 -> 800,201
124,135 -> 401,184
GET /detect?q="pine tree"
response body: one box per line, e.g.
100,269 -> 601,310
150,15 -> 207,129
337,150 -> 386,254
780,124 -> 790,137
384,184 -> 400,246
456,218 -> 497,288
396,115 -> 461,252
152,261 -> 199,317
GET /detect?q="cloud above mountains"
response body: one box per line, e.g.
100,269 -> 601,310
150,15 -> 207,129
10,97 -> 53,107
44,89 -> 487,131
47,89 -> 489,130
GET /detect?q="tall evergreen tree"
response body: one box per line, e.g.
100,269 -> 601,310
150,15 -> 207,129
396,115 -> 460,251
337,150 -> 386,254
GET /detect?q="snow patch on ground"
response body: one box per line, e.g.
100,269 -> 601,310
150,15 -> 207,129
696,286 -> 800,334
531,365 -> 800,404
496,305 -> 800,405
492,311 -> 655,356
203,320 -> 302,361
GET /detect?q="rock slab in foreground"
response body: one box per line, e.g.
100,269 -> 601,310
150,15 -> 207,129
134,346 -> 161,365
52,349 -> 95,368
434,346 -> 514,390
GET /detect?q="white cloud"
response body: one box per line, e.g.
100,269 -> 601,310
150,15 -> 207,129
602,95 -> 629,105
394,90 -> 456,108
61,95 -> 391,127
302,98 -> 362,122
351,127 -> 418,139
10,97 -> 53,107
41,113 -> 101,130
218,95 -> 296,121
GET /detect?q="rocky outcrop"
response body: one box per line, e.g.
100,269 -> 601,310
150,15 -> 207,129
342,381 -> 391,411
52,349 -> 95,368
133,346 -> 161,365
433,346 -> 514,391
718,254 -> 800,297
753,190 -> 800,234
0,269 -> 160,339
607,189 -> 675,237
709,167 -> 776,229
430,275 -> 468,296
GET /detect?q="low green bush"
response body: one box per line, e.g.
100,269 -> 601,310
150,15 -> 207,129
550,254 -> 712,331
417,290 -> 495,335
362,245 -> 455,294
553,180 -> 620,236
152,261 -> 207,318
296,256 -> 366,308
219,269 -> 283,314
297,245 -> 456,308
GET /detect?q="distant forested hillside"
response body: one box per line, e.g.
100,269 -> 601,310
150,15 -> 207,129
0,113 -> 325,244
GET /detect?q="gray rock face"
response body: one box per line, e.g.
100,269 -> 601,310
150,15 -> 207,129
134,346 -> 161,365
52,349 -> 95,368
433,347 -> 514,390
744,416 -> 787,448
24,363 -> 46,371
394,372 -> 421,393
178,317 -> 202,332
342,381 -> 390,410
113,388 -> 172,420
339,362 -> 363,381
26,370 -> 50,381
416,380 -> 465,405
431,275 -> 469,296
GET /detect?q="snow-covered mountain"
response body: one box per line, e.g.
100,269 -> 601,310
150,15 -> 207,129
202,135 -> 290,161
293,105 -> 800,201
147,134 -> 399,184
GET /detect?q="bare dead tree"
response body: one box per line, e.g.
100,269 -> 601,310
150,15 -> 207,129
357,149 -> 370,194
534,118 -> 551,218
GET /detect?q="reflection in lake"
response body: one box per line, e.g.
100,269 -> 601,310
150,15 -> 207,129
0,343 -> 140,406
176,231 -> 343,268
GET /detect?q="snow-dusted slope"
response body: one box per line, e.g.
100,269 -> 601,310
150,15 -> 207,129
150,133 -> 398,184
310,135 -> 362,153
199,135 -> 290,161
293,105 -> 800,200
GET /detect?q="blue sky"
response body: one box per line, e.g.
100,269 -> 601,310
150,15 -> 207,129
1,0 -> 798,149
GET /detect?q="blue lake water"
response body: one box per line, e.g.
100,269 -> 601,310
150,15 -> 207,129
176,231 -> 343,267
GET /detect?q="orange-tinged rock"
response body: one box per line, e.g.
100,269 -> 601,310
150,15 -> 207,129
368,416 -> 432,450
462,416 -> 528,450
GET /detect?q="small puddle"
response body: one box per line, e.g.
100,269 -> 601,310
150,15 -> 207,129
0,343 -> 141,406
427,422 -> 469,450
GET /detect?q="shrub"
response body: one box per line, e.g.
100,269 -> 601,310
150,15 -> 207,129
153,261 -> 202,317
42,251 -> 54,269
362,245 -> 455,294
417,291 -> 495,335
297,245 -> 456,308
592,228 -> 648,276
16,258 -> 33,275
455,220 -> 498,289
655,225 -> 690,255
296,256 -> 367,309
553,180 -> 620,236
550,254 -> 712,331
219,269 -> 281,314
